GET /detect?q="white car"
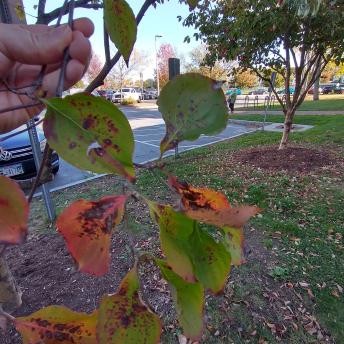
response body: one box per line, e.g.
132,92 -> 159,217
112,88 -> 142,103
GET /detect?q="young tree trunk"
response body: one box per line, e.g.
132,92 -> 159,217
0,256 -> 22,314
279,109 -> 294,149
313,77 -> 320,101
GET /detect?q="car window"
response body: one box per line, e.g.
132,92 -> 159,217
122,88 -> 130,92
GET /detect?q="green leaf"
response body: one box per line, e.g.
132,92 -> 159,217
104,0 -> 137,64
42,93 -> 135,182
149,202 -> 231,293
0,176 -> 28,245
57,195 -> 127,276
223,226 -> 246,266
97,266 -> 161,343
156,260 -> 204,341
15,306 -> 97,343
158,73 -> 228,155
187,0 -> 200,9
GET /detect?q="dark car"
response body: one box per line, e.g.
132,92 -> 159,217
322,84 -> 336,94
0,122 -> 59,180
97,89 -> 113,101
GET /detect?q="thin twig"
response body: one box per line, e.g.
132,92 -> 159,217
56,0 -> 75,97
0,102 -> 40,116
0,306 -> 15,322
0,119 -> 43,142
103,22 -> 111,66
27,144 -> 52,203
0,79 -> 35,98
38,0 -> 102,24
86,0 -> 156,92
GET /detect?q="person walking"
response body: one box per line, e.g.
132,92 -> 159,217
228,89 -> 237,114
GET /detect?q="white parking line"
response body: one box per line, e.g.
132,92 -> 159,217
135,140 -> 160,148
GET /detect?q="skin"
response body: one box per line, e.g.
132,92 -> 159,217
0,18 -> 94,134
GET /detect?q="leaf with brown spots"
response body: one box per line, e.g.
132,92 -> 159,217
158,73 -> 228,155
149,202 -> 231,293
169,175 -> 260,229
104,0 -> 137,64
42,94 -> 135,182
57,195 -> 127,276
187,0 -> 200,9
15,305 -> 97,344
156,260 -> 204,341
0,176 -> 28,245
97,266 -> 161,343
223,226 -> 246,266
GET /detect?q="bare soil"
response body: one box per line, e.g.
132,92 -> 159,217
234,146 -> 336,173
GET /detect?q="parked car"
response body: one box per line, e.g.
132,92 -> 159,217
277,87 -> 295,95
0,121 -> 59,180
146,89 -> 158,99
225,88 -> 242,96
248,88 -> 268,95
334,83 -> 344,94
322,84 -> 336,94
112,88 -> 142,103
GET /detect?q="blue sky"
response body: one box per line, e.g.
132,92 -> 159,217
23,0 -> 198,78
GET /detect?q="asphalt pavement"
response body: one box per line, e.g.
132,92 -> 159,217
43,106 -> 257,193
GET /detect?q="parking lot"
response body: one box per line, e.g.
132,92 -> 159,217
44,106 -> 257,192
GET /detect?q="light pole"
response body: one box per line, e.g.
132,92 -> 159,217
155,35 -> 162,96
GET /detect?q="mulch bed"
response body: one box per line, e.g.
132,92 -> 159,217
233,146 -> 336,173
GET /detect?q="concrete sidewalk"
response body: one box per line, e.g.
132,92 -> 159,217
234,110 -> 344,115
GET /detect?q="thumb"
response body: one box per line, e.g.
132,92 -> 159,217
0,23 -> 72,65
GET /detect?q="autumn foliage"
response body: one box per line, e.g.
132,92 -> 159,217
0,0 -> 261,343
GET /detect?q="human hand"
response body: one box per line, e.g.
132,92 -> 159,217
0,18 -> 94,134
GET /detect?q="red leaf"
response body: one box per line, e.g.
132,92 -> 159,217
0,176 -> 28,245
57,195 -> 127,276
169,176 -> 260,228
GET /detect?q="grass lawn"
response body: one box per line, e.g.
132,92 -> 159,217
135,115 -> 344,342
13,115 -> 343,344
244,94 -> 344,112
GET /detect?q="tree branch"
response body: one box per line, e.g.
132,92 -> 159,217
37,0 -> 47,19
85,0 -> 156,92
104,22 -> 111,67
37,0 -> 102,24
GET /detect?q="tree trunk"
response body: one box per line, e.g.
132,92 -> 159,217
279,110 -> 294,149
313,77 -> 320,101
0,256 -> 22,314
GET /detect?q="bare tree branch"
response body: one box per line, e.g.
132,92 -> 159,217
37,0 -> 102,24
86,0 -> 156,92
104,22 -> 111,67
37,0 -> 47,19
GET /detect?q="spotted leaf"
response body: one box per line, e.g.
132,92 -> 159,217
158,73 -> 228,155
0,176 -> 28,245
169,176 -> 260,229
15,306 -> 97,344
97,266 -> 161,343
104,0 -> 137,64
56,195 -> 127,276
149,202 -> 231,293
223,226 -> 245,266
157,260 -> 204,341
43,94 -> 135,182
